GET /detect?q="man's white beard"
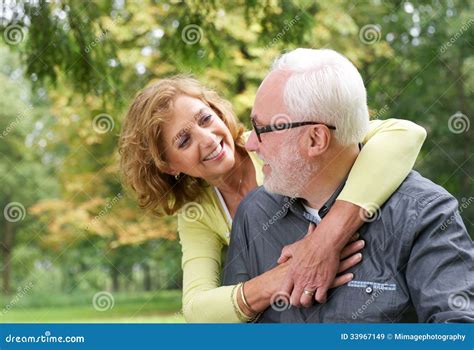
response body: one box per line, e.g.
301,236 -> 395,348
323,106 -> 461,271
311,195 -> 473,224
261,141 -> 316,198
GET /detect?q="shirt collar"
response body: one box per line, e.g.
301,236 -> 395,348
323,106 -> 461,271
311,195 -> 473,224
277,177 -> 347,222
277,143 -> 362,222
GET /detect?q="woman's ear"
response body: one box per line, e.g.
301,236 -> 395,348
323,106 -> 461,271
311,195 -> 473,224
307,125 -> 331,157
161,164 -> 179,176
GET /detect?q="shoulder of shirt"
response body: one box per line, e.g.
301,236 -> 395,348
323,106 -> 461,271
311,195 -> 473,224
392,171 -> 455,204
234,186 -> 286,219
385,171 -> 458,223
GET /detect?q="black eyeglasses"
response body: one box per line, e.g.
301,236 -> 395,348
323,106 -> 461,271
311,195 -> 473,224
251,117 -> 336,142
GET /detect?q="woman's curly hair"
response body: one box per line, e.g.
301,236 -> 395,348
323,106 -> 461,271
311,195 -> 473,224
119,76 -> 246,216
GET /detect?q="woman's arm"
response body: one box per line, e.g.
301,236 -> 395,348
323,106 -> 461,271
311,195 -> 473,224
338,118 -> 427,212
180,214 -> 363,322
278,118 -> 427,306
239,240 -> 362,316
178,215 -> 249,323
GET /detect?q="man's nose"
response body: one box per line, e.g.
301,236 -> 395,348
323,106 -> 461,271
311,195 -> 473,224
245,130 -> 259,152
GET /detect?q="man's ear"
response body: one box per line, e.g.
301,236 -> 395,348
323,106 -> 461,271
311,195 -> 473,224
307,125 -> 331,157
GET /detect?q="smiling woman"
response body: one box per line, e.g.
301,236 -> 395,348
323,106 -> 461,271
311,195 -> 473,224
118,75 -> 426,323
160,95 -> 237,180
119,76 -> 247,216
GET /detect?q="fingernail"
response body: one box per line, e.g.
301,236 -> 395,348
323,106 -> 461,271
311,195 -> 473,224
357,253 -> 362,259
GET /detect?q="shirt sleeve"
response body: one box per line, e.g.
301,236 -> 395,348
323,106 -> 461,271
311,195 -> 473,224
177,214 -> 248,323
406,194 -> 474,323
338,118 -> 427,214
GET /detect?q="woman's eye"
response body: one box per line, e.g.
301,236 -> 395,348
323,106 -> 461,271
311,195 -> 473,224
199,114 -> 213,126
178,136 -> 190,148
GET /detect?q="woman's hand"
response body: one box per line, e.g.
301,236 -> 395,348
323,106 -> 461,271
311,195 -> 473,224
277,225 -> 364,307
238,238 -> 362,316
278,225 -> 363,264
276,200 -> 366,307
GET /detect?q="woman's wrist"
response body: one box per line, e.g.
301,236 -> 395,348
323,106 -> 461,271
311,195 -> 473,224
238,273 -> 275,314
312,199 -> 364,251
236,283 -> 258,317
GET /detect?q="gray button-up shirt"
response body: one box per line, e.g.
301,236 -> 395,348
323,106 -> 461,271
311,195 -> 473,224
223,171 -> 474,323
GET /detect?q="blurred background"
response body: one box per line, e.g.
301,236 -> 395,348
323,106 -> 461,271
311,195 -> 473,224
0,0 -> 472,323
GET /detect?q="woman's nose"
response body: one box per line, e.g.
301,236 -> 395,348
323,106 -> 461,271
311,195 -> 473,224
196,127 -> 217,149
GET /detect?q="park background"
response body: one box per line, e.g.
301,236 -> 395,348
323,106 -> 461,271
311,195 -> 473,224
0,0 -> 472,323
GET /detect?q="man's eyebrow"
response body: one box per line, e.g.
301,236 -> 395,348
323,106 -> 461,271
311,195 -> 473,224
172,108 -> 208,144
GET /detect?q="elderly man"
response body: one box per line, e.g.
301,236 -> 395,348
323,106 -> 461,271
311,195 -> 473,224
223,48 -> 474,322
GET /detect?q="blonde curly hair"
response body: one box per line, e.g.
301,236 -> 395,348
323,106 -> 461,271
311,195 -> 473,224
119,76 -> 246,216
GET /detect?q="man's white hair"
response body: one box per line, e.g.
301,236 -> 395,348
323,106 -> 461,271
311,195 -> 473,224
272,48 -> 369,145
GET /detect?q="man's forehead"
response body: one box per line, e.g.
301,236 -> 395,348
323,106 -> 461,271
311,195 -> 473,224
252,69 -> 293,122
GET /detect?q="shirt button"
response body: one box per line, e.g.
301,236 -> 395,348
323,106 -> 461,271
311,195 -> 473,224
365,286 -> 373,294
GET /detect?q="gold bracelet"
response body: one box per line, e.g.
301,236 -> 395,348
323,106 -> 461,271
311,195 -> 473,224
240,281 -> 258,314
231,283 -> 251,323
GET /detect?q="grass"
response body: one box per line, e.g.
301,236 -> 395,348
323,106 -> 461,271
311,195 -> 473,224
0,290 -> 185,323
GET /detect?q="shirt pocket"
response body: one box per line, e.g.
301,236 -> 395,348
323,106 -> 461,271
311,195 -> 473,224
318,280 -> 400,323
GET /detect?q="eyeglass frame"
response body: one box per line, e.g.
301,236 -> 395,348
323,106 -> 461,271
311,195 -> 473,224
251,117 -> 336,142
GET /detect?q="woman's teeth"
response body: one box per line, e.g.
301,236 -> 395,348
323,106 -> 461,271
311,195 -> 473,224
203,141 -> 223,161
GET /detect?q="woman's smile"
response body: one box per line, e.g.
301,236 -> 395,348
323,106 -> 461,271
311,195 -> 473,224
203,138 -> 226,162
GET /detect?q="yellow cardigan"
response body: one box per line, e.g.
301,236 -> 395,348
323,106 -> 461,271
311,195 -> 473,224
177,118 -> 426,323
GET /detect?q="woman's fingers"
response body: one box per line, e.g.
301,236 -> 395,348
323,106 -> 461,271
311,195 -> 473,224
330,272 -> 354,288
340,239 -> 365,260
338,253 -> 362,273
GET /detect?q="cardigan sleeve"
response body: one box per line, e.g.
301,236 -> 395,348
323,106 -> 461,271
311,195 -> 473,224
337,118 -> 426,214
178,213 -> 249,323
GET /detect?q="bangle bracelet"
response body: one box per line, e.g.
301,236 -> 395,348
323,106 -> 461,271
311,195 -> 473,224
240,282 -> 258,314
231,283 -> 250,323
